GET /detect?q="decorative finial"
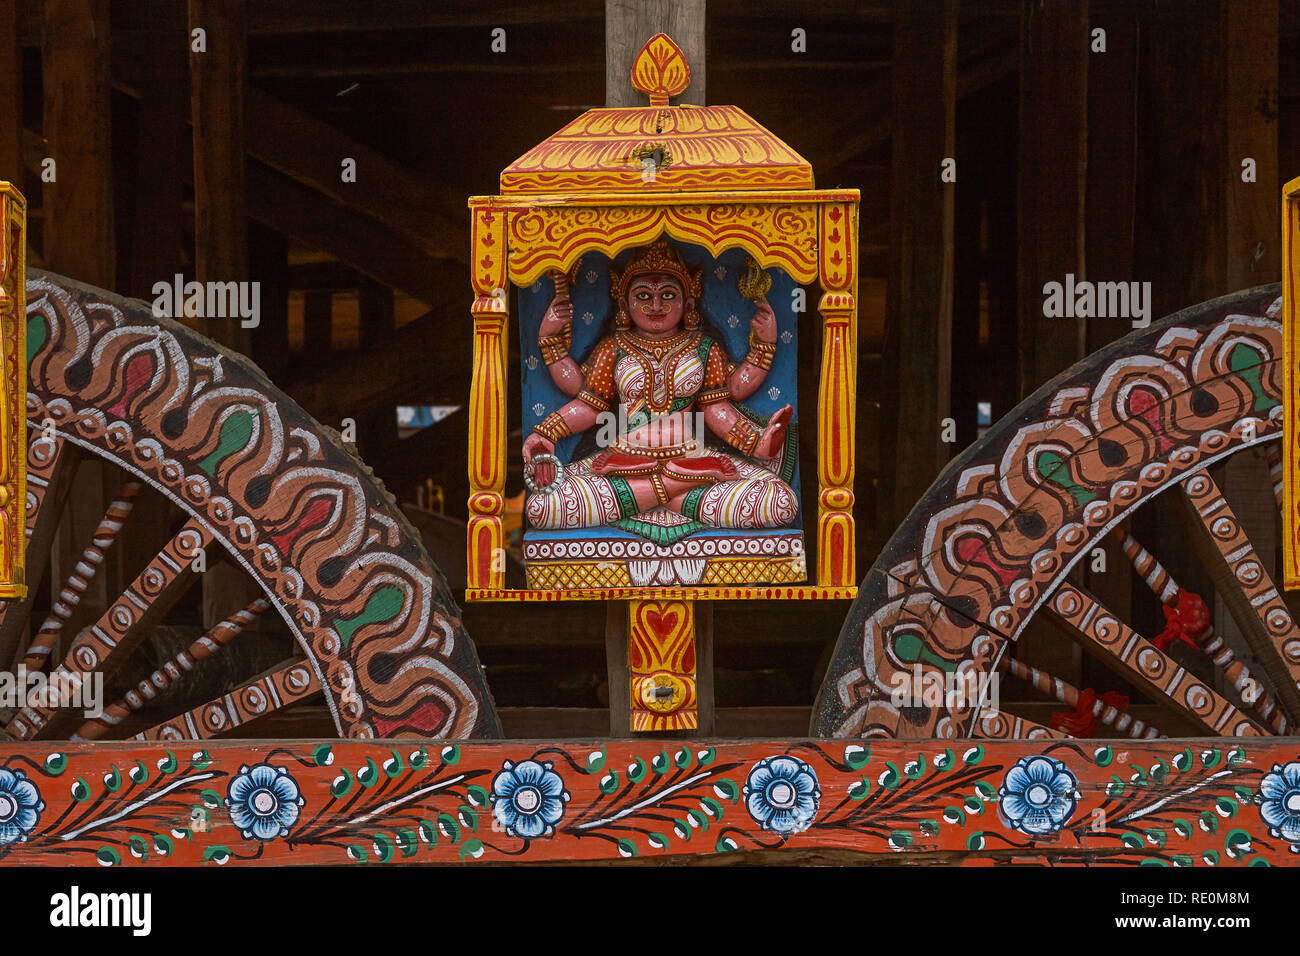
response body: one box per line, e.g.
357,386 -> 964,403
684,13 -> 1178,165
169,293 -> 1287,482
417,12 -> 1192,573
630,33 -> 690,107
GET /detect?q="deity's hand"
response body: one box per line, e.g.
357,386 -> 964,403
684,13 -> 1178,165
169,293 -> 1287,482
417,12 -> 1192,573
539,269 -> 574,338
523,432 -> 557,488
750,299 -> 778,344
753,404 -> 793,460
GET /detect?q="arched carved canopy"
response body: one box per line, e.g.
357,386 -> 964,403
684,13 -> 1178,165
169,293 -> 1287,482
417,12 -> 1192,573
24,270 -> 500,739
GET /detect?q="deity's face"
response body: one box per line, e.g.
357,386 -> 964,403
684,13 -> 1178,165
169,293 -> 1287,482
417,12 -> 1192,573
625,274 -> 690,339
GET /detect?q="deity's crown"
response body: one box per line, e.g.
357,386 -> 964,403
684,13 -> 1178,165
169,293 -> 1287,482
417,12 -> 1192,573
610,237 -> 702,301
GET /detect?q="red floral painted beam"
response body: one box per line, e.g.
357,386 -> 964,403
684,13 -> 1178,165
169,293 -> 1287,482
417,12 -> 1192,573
0,738 -> 1294,866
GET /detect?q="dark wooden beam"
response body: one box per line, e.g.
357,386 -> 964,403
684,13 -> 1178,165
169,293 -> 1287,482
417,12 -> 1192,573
189,0 -> 250,351
884,0 -> 957,525
244,86 -> 468,262
246,162 -> 457,306
302,290 -> 332,351
245,0 -> 603,34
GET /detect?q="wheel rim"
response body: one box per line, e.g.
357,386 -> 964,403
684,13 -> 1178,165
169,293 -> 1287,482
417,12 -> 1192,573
3,271 -> 498,741
813,284 -> 1293,741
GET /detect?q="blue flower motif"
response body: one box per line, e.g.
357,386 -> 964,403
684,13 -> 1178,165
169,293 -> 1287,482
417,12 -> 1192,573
1256,761 -> 1300,848
0,767 -> 44,845
998,755 -> 1078,835
225,763 -> 304,841
491,760 -> 569,839
743,756 -> 820,835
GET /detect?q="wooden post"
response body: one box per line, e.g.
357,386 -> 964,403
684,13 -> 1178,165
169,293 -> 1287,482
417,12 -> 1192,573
1219,0 -> 1280,662
129,3 -> 188,301
1015,0 -> 1089,683
605,0 -> 705,108
43,0 -> 115,287
603,0 -> 710,736
189,0 -> 251,353
43,0 -> 116,628
0,0 -> 22,185
1016,0 -> 1088,398
885,0 -> 956,524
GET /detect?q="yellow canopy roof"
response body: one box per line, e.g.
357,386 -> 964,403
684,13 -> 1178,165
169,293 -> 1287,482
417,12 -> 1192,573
499,34 -> 813,195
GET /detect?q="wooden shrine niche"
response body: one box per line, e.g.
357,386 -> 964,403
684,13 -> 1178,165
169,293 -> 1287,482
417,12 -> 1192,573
466,35 -> 858,730
0,184 -> 26,600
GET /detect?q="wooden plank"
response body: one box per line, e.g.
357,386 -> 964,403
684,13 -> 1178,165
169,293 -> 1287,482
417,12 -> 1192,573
189,0 -> 250,352
605,0 -> 705,107
0,736 -> 1286,865
886,0 -> 956,524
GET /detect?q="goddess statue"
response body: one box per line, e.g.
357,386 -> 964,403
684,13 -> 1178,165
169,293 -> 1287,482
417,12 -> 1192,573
522,239 -> 798,531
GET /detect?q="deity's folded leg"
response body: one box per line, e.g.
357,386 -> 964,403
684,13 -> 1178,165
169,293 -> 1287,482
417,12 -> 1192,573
681,472 -> 798,529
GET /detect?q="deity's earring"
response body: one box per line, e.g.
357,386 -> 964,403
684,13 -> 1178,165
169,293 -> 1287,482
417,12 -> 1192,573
685,303 -> 701,330
614,305 -> 631,330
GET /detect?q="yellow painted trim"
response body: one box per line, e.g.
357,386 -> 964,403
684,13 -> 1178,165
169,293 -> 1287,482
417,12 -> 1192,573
1284,175 -> 1300,589
466,586 -> 858,602
0,182 -> 27,601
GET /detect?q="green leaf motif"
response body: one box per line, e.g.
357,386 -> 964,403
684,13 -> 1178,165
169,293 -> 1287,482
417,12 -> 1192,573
311,744 -> 334,767
1094,745 -> 1113,767
844,743 -> 871,769
616,838 -> 638,858
372,833 -> 394,863
96,847 -> 122,867
202,846 -> 230,865
191,750 -> 212,770
460,839 -> 486,861
712,778 -> 740,802
43,753 -> 67,776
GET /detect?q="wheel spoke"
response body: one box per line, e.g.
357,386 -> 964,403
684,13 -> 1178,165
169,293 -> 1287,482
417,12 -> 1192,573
5,520 -> 213,739
1002,655 -> 1160,738
23,479 -> 140,670
0,433 -> 80,667
1112,525 -> 1287,733
133,657 -> 320,741
72,598 -> 270,741
1178,468 -> 1300,722
1046,583 -> 1265,736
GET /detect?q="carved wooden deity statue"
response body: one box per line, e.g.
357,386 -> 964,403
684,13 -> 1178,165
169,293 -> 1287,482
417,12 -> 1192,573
522,238 -> 796,533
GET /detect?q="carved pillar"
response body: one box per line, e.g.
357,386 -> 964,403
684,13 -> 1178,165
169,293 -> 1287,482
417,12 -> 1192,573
467,203 -> 508,590
0,183 -> 25,599
817,202 -> 858,587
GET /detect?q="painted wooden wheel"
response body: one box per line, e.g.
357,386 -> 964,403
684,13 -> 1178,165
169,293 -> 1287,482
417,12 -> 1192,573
1,271 -> 498,742
813,284 -> 1296,742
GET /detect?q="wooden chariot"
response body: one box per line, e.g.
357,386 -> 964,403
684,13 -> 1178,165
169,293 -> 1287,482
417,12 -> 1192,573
0,36 -> 1297,868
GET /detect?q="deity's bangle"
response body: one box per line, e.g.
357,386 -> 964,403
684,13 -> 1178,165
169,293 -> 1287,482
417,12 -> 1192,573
726,419 -> 760,457
539,329 -> 571,366
534,412 -> 572,443
696,387 -> 730,406
577,388 -> 610,412
745,341 -> 776,371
